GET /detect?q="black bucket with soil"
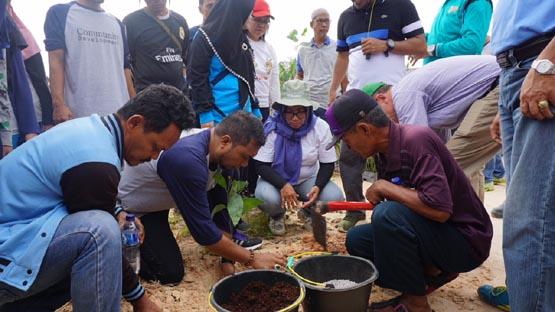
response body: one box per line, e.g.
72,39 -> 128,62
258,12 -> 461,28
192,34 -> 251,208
209,270 -> 305,312
293,254 -> 378,312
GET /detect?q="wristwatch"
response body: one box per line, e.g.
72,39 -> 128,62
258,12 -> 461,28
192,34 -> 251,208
427,44 -> 436,57
386,39 -> 395,52
532,59 -> 555,75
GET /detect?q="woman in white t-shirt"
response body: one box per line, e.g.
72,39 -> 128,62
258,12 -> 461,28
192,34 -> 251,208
244,0 -> 280,121
254,80 -> 344,236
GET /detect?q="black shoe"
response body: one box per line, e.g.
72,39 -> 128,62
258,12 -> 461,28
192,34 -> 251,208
232,231 -> 263,250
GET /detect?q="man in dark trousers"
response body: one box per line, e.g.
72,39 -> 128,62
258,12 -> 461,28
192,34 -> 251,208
328,0 -> 427,231
325,90 -> 492,312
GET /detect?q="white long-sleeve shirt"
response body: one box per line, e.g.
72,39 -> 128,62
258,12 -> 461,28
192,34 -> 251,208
249,38 -> 281,108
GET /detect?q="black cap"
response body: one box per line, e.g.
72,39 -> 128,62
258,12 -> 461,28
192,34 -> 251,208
325,89 -> 378,149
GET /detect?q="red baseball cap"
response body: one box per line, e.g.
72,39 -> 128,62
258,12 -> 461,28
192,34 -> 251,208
252,0 -> 274,19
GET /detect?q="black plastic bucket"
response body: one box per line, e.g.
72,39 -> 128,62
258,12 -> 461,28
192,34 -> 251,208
209,269 -> 305,312
293,254 -> 378,312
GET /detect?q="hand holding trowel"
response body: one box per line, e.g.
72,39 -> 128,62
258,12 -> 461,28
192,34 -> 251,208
303,201 -> 374,250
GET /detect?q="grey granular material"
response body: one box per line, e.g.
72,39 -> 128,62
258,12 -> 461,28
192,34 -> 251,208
324,279 -> 358,289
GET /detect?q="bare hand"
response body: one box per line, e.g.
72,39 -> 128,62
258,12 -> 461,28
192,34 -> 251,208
280,183 -> 300,210
53,103 -> 72,124
490,112 -> 501,144
2,145 -> 12,157
520,69 -> 555,120
408,51 -> 428,66
361,38 -> 387,56
117,211 -> 145,244
301,186 -> 320,209
24,133 -> 38,141
131,294 -> 162,312
251,252 -> 286,269
365,179 -> 387,205
328,89 -> 338,105
201,121 -> 214,128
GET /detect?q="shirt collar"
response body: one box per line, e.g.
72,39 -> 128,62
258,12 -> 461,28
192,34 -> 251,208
100,114 -> 125,167
382,122 -> 402,172
311,36 -> 331,47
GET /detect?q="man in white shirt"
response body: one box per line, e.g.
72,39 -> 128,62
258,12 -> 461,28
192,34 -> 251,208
297,8 -> 345,119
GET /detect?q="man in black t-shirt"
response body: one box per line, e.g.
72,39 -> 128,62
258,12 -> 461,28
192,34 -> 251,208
123,0 -> 189,92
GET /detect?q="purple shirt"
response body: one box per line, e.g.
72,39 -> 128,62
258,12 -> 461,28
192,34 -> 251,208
376,123 -> 493,262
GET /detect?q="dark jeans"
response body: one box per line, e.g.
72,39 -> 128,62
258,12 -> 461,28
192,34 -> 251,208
484,153 -> 505,183
0,211 -> 122,311
345,201 -> 480,296
139,186 -> 231,285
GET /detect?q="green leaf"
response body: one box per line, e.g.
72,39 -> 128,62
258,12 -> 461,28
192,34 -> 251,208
231,180 -> 248,194
227,193 -> 244,226
301,27 -> 308,36
243,197 -> 264,213
287,29 -> 299,42
211,204 -> 227,218
214,172 -> 228,190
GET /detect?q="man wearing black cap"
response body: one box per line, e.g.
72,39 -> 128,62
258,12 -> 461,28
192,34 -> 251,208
325,90 -> 493,312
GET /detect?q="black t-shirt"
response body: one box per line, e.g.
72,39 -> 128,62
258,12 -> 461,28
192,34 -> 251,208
337,0 -> 424,52
123,9 -> 189,92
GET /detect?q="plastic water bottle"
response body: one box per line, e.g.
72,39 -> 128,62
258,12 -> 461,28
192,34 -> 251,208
122,214 -> 140,274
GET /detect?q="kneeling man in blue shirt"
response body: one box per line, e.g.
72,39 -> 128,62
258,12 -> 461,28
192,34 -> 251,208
0,84 -> 195,311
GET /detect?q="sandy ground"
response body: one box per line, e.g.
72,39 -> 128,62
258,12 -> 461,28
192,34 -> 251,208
59,177 -> 507,312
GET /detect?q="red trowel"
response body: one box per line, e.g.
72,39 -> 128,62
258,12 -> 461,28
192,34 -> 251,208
307,201 -> 375,250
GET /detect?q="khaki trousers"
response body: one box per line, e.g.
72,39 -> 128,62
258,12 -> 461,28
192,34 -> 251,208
446,86 -> 501,201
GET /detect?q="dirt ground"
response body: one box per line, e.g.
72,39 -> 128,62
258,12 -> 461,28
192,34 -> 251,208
59,177 -> 507,312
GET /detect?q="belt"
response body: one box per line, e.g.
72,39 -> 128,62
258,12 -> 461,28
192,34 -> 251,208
496,33 -> 554,69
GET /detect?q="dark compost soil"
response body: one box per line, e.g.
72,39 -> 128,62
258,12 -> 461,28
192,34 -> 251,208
222,281 -> 300,312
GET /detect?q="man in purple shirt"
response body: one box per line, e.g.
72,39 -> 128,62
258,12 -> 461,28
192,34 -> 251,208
325,90 -> 493,312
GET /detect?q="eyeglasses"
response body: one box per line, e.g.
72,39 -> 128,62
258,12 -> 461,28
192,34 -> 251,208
314,18 -> 330,25
285,110 -> 307,119
251,16 -> 271,25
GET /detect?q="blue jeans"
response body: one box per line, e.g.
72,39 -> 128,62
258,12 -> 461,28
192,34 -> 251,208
346,201 -> 479,295
0,211 -> 122,312
500,56 -> 555,311
484,153 -> 505,183
255,176 -> 345,218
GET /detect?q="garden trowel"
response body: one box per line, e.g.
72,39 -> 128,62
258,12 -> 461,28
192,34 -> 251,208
307,201 -> 375,250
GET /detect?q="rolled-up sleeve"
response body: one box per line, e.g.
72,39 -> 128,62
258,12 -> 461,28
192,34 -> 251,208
44,4 -> 69,52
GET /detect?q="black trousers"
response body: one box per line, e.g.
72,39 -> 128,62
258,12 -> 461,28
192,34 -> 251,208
139,185 -> 231,285
345,201 -> 481,296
